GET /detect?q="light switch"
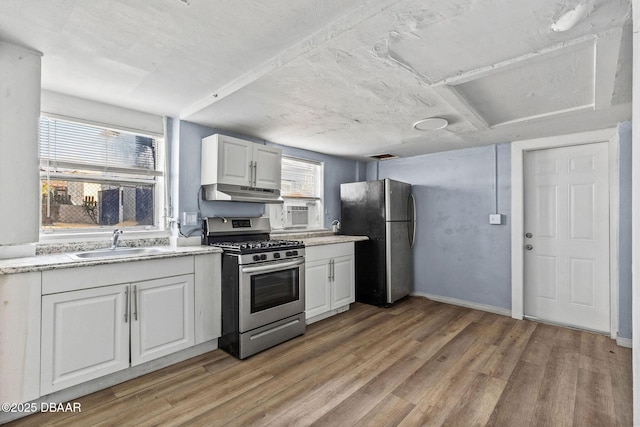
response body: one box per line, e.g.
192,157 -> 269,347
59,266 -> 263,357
182,212 -> 199,226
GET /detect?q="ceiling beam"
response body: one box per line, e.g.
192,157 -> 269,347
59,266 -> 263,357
431,85 -> 489,130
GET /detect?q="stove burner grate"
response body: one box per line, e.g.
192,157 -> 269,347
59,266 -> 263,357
212,239 -> 304,253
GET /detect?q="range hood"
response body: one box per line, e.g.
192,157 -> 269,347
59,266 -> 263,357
202,183 -> 284,204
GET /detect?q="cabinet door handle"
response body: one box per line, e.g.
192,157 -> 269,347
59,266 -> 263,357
124,287 -> 129,323
133,285 -> 138,321
249,161 -> 255,187
253,162 -> 258,186
330,259 -> 335,281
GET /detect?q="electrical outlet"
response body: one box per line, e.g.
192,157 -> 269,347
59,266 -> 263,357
489,213 -> 503,225
182,211 -> 199,226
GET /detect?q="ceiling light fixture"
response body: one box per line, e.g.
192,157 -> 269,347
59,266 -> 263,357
412,117 -> 448,131
551,3 -> 590,32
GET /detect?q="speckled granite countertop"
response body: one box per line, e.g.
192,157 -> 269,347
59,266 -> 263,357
271,231 -> 368,247
1,231 -> 366,275
0,246 -> 221,275
299,235 -> 368,246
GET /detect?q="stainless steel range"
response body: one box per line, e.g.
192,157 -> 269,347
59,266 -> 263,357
203,217 -> 305,359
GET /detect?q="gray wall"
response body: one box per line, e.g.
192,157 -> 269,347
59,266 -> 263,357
367,144 -> 512,310
174,119 -> 365,235
365,124 -> 632,338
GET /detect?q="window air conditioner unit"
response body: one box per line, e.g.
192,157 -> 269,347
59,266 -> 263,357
285,206 -> 309,227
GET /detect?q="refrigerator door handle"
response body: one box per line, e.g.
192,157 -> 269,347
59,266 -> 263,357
408,193 -> 416,248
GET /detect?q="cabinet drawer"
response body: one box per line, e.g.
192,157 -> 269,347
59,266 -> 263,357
42,257 -> 193,295
305,242 -> 353,262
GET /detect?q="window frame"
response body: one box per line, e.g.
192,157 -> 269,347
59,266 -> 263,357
38,114 -> 167,240
280,156 -> 323,200
270,155 -> 324,231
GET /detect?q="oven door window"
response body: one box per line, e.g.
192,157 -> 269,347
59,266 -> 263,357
251,268 -> 300,313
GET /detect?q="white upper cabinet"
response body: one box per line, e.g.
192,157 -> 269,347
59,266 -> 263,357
212,135 -> 253,187
253,143 -> 282,189
201,134 -> 281,190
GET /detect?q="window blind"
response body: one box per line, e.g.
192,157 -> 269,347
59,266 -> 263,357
281,157 -> 321,198
39,117 -> 160,177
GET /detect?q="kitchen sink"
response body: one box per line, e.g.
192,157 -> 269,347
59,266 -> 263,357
68,247 -> 173,260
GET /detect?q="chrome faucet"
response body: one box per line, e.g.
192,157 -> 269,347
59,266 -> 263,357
110,229 -> 123,249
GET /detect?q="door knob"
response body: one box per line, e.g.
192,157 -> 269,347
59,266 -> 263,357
525,233 -> 533,238
525,244 -> 533,250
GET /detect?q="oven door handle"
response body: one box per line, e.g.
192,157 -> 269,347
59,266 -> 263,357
241,258 -> 305,274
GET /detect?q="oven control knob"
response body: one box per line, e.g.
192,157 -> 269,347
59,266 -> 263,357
274,253 -> 281,259
253,255 -> 261,261
260,254 -> 267,260
286,251 -> 292,257
292,250 -> 298,256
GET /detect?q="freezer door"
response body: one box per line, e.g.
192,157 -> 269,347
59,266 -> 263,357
384,179 -> 411,222
340,180 -> 385,238
386,221 -> 413,303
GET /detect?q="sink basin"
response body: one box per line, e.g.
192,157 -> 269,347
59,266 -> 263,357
68,247 -> 172,260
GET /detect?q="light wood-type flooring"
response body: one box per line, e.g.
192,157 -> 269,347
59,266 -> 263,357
6,297 -> 632,426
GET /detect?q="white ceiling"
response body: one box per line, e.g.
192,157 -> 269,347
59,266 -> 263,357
0,0 -> 632,160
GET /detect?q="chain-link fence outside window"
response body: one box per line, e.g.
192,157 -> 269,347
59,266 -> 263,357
41,180 -> 154,229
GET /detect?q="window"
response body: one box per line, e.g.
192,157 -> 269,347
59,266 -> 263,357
269,156 -> 323,230
39,116 -> 164,232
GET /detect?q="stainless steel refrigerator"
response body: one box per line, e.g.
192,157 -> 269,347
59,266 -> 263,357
340,179 -> 416,306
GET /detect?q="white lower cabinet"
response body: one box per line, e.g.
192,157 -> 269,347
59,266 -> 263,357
331,256 -> 355,308
41,284 -> 130,394
41,274 -> 195,394
0,272 -> 45,404
305,260 -> 332,319
131,275 -> 195,366
305,242 -> 355,323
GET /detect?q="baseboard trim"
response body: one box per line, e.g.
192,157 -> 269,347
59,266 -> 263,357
617,336 -> 632,348
306,305 -> 350,325
411,292 -> 512,317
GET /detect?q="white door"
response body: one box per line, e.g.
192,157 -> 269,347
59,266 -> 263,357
130,275 -> 195,366
523,142 -> 610,332
331,255 -> 355,309
41,284 -> 130,394
253,144 -> 282,190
